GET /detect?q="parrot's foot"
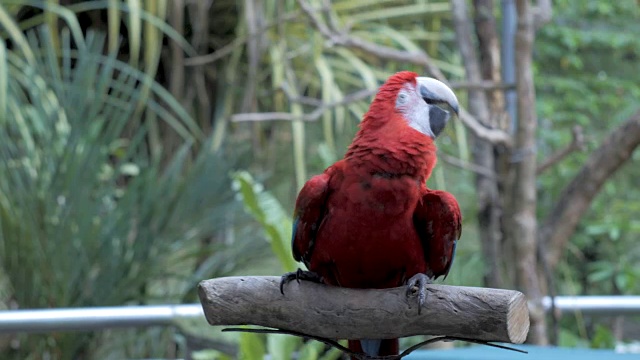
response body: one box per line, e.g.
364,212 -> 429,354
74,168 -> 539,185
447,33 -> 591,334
405,273 -> 433,315
280,269 -> 323,295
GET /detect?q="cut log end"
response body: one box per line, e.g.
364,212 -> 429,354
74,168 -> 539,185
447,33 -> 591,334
198,276 -> 530,344
507,292 -> 530,344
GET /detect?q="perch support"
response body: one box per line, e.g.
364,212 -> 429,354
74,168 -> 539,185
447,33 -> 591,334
198,276 -> 529,344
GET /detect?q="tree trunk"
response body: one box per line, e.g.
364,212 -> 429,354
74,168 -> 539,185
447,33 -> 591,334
451,0 -> 504,289
473,0 -> 509,289
512,0 -> 546,344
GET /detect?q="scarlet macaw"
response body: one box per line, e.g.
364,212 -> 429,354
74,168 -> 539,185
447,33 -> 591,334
282,71 -> 462,358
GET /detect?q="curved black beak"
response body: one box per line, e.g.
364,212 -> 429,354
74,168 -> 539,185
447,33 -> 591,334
416,77 -> 460,115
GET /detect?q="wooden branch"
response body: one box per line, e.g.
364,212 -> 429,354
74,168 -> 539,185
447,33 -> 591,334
514,0 -> 546,344
536,125 -> 585,175
231,88 -> 376,123
459,108 -> 512,145
473,0 -> 510,131
450,81 -> 515,91
541,111 -> 640,269
296,0 -> 444,80
198,276 -> 530,344
450,0 -> 510,145
438,151 -> 497,179
472,0 -> 510,290
231,82 -> 514,123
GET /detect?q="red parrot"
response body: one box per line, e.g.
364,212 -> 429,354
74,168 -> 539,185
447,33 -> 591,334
282,71 -> 462,358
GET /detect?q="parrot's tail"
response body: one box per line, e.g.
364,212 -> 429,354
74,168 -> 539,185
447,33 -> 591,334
348,339 -> 399,359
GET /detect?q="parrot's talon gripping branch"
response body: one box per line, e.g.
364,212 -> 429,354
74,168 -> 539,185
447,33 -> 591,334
280,268 -> 323,295
405,273 -> 433,315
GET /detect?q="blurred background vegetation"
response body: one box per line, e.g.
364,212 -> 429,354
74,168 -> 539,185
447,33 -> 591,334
0,0 -> 638,359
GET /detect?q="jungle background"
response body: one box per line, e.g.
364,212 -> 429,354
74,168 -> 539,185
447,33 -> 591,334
0,0 -> 639,359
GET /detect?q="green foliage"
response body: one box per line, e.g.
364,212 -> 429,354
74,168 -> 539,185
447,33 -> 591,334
535,0 -> 640,347
590,324 -> 616,349
191,349 -> 233,360
239,332 -> 266,360
559,328 -> 590,348
232,171 -> 298,272
267,334 -> 301,360
0,1 -> 467,358
233,331 -> 343,360
0,21 -> 262,360
217,0 -> 462,198
2,0 -> 637,357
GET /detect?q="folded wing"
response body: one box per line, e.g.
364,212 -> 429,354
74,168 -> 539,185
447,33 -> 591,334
291,173 -> 331,268
413,189 -> 462,279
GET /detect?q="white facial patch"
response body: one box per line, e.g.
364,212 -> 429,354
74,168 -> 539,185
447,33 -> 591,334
395,87 -> 435,138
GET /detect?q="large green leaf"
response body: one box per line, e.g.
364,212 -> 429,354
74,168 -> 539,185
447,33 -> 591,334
232,171 -> 298,272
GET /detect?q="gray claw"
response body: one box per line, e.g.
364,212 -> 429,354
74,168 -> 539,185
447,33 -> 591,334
280,269 -> 323,295
406,273 -> 433,314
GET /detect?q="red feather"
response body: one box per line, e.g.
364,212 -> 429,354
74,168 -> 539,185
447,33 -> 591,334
290,71 -> 462,358
414,189 -> 462,279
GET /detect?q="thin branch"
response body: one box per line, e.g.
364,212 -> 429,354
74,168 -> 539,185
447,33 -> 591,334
438,151 -> 497,179
231,112 -> 297,122
296,0 -> 448,78
184,37 -> 241,66
450,81 -> 515,91
222,0 -> 513,143
231,88 -> 376,122
286,81 -> 512,109
536,125 -> 585,175
296,0 -> 511,145
541,111 -> 640,269
232,80 -> 513,124
222,327 -> 357,358
459,108 -> 511,144
184,11 -> 300,66
222,327 -> 527,360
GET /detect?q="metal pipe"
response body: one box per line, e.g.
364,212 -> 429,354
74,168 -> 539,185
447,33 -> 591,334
0,304 -> 204,333
542,296 -> 640,315
501,0 -> 517,133
1,297 -> 640,334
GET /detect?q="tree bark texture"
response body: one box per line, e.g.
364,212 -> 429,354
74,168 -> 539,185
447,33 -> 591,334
474,0 -> 508,131
541,111 -> 640,268
513,0 -> 546,345
198,276 -> 530,344
473,0 -> 513,289
451,0 -> 504,289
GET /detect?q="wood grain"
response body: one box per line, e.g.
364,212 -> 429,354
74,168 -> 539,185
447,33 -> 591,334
198,276 -> 529,344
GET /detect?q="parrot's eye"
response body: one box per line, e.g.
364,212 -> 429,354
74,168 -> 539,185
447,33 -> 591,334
396,92 -> 408,106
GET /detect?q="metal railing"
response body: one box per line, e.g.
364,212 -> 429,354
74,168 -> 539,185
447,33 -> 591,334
1,296 -> 639,333
0,304 -> 204,333
542,296 -> 640,315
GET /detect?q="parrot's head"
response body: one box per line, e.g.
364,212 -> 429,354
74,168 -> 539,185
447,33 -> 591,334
365,71 -> 459,139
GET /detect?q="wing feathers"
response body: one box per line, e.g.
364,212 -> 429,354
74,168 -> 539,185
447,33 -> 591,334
413,189 -> 462,278
291,173 -> 331,267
